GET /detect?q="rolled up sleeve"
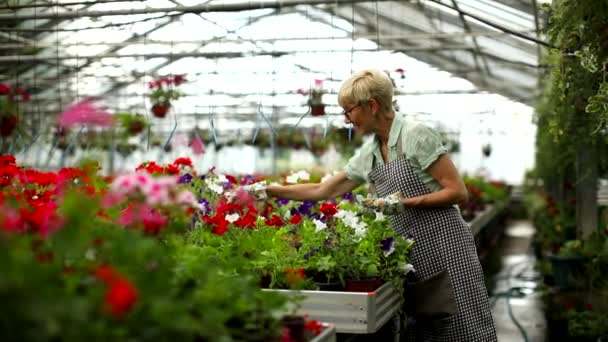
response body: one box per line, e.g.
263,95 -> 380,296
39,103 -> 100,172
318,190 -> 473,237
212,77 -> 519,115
409,124 -> 448,170
344,146 -> 371,185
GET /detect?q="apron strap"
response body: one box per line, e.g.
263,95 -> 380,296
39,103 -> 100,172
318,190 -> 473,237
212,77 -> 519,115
368,125 -> 404,196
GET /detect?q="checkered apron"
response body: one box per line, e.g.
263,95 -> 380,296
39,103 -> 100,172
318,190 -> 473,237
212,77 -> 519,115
368,132 -> 496,341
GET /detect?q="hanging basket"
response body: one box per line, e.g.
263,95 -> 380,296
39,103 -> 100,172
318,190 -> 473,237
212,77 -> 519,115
151,102 -> 171,118
310,104 -> 325,116
0,114 -> 18,137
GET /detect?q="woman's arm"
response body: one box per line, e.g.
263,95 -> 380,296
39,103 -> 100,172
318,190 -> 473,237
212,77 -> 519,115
266,171 -> 360,202
401,154 -> 468,208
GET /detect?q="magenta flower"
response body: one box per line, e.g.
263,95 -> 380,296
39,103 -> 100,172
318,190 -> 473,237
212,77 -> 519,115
190,136 -> 205,155
58,98 -> 113,128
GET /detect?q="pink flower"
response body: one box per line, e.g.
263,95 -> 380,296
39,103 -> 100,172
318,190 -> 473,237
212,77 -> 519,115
175,190 -> 199,208
141,208 -> 168,235
145,183 -> 170,205
190,136 -> 205,155
58,98 -> 113,128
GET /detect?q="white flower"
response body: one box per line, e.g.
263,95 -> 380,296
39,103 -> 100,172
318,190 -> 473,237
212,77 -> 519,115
205,178 -> 224,194
296,170 -> 310,181
374,211 -> 385,222
320,171 -> 339,183
216,174 -> 229,184
225,213 -> 240,223
401,263 -> 415,275
313,219 -> 327,232
286,170 -> 311,184
286,173 -> 300,184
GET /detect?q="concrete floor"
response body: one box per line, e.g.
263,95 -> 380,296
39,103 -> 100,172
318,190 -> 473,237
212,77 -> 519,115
491,220 -> 547,342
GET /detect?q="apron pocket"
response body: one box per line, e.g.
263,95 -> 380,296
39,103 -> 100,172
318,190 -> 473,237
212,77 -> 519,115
404,269 -> 458,319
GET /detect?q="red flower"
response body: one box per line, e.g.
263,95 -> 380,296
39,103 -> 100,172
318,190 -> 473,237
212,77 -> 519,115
290,215 -> 302,225
225,174 -> 237,185
265,214 -> 284,227
262,203 -> 274,217
235,213 -> 257,229
319,202 -> 337,217
0,84 -> 10,94
216,202 -> 241,216
585,303 -> 593,311
213,218 -> 229,235
304,319 -> 324,336
0,154 -> 16,166
172,157 -> 193,167
104,278 -> 139,318
285,267 -> 306,285
95,264 -> 119,284
165,164 -> 180,175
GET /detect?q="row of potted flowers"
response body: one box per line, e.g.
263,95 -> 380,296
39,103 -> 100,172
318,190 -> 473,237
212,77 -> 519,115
0,154 -> 413,341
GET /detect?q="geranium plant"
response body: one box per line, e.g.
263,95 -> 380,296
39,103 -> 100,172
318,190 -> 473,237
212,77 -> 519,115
0,83 -> 30,137
297,79 -> 326,116
148,75 -> 186,118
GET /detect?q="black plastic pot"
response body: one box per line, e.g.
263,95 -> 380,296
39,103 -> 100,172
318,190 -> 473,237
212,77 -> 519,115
549,254 -> 586,289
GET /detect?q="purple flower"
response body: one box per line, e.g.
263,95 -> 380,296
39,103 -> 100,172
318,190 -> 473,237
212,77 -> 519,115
342,192 -> 354,201
294,241 -> 302,251
380,237 -> 395,256
323,238 -> 333,248
277,198 -> 290,206
308,213 -> 321,221
303,247 -> 319,260
198,198 -> 211,213
298,201 -> 317,216
241,175 -> 256,185
178,173 -> 193,184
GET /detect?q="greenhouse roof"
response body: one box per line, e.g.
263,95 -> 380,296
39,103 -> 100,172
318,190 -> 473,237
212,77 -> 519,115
0,0 -> 549,133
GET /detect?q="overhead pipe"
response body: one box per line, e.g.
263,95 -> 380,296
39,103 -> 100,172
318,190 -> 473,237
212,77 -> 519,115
426,0 -> 554,48
0,45 -> 473,62
0,0 -> 395,21
0,30 -> 538,49
0,0 -> 146,10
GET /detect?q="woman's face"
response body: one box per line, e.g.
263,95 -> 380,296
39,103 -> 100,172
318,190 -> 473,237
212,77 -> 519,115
342,100 -> 374,135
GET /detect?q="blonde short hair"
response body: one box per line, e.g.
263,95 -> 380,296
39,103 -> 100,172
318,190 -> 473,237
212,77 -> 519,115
338,69 -> 394,114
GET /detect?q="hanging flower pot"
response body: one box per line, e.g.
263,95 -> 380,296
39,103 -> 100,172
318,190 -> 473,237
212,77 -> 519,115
310,104 -> 325,116
482,143 -> 492,157
148,75 -> 186,118
0,114 -> 18,137
0,83 -> 30,137
151,102 -> 171,118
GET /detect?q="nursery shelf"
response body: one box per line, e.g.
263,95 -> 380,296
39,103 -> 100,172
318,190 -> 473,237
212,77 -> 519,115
469,201 -> 508,236
264,282 -> 401,334
311,323 -> 337,342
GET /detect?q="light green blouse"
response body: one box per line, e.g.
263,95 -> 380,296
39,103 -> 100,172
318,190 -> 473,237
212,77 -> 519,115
344,113 -> 448,192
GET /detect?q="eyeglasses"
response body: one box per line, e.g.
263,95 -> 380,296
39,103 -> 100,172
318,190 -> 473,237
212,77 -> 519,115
342,103 -> 361,121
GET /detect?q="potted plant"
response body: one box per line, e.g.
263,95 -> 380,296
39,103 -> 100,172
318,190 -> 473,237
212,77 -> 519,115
0,83 -> 30,137
148,75 -> 186,118
116,112 -> 148,136
298,79 -> 326,116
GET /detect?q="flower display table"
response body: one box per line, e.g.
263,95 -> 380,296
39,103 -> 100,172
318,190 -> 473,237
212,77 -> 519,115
469,201 -> 508,236
264,282 -> 402,334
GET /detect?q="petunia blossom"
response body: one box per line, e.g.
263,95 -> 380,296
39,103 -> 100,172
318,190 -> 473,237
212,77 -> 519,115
58,98 -> 113,128
313,219 -> 326,232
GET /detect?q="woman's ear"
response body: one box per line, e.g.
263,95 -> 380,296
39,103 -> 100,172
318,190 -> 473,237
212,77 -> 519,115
369,97 -> 379,115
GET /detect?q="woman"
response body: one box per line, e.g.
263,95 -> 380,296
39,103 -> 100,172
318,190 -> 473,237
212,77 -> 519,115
265,69 -> 496,341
